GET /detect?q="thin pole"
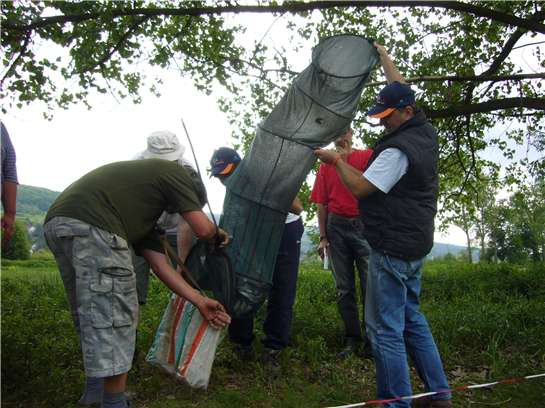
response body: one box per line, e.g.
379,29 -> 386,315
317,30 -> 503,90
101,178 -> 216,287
180,118 -> 218,227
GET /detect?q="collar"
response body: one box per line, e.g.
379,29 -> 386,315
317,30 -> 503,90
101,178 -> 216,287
376,109 -> 428,146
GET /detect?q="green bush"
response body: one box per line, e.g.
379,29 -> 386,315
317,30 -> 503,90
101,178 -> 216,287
2,219 -> 30,260
31,248 -> 54,260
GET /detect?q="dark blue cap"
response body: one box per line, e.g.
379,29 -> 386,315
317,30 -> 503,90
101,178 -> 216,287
210,147 -> 241,177
367,81 -> 415,118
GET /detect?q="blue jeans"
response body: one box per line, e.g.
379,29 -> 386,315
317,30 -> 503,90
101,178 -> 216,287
365,249 -> 450,407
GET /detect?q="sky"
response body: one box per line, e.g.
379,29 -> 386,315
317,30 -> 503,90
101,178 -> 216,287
4,71 -> 233,214
5,11 -> 541,247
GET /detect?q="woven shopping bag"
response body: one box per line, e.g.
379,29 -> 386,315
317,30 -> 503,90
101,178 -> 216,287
146,293 -> 225,389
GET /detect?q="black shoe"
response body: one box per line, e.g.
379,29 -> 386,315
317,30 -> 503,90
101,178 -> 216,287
337,338 -> 361,359
411,397 -> 453,408
362,341 -> 373,359
261,347 -> 282,377
233,344 -> 254,362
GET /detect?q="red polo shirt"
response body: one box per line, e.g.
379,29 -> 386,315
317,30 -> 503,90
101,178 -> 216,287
310,149 -> 373,217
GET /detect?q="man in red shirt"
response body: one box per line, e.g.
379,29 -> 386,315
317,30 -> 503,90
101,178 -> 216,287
310,127 -> 373,358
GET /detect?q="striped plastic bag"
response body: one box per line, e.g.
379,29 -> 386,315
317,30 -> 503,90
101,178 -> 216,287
146,293 -> 225,389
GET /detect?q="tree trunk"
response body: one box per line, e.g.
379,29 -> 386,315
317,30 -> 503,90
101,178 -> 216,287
465,229 -> 473,263
462,206 -> 473,263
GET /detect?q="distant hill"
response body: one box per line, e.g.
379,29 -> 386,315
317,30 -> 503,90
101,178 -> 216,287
16,184 -> 60,223
429,242 -> 480,261
299,227 -> 480,262
15,185 -> 60,251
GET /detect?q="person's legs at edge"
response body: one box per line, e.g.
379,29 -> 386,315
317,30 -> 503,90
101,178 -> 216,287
365,249 -> 411,408
404,259 -> 451,405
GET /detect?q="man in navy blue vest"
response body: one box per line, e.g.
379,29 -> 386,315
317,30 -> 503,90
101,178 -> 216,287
315,44 -> 452,408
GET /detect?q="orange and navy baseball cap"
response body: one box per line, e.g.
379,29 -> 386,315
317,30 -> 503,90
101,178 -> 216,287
210,147 -> 241,177
367,81 -> 415,119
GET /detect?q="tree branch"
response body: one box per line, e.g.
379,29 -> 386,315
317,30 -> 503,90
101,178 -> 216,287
5,1 -> 545,34
366,72 -> 545,87
1,30 -> 31,86
425,97 -> 545,118
85,16 -> 149,74
482,8 -> 545,77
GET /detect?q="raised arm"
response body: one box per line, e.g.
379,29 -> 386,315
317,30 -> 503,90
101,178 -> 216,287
374,43 -> 405,84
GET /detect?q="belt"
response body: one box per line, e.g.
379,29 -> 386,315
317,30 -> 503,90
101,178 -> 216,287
328,212 -> 362,227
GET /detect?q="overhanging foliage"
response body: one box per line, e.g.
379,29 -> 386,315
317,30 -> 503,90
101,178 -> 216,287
2,0 -> 544,229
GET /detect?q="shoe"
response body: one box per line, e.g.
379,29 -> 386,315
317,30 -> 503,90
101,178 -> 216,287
233,344 -> 253,362
124,391 -> 136,402
261,347 -> 282,377
411,397 -> 452,408
261,347 -> 281,364
411,396 -> 430,407
362,341 -> 373,359
337,338 -> 361,359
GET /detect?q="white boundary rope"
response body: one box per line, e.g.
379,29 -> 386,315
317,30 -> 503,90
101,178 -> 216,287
325,372 -> 545,408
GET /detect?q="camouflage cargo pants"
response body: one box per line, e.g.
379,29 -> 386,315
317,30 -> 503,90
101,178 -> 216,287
44,216 -> 138,378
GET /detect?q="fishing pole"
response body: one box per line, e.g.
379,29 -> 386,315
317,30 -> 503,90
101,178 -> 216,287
180,118 -> 219,228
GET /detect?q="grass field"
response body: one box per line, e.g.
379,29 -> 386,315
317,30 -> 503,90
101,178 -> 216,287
1,259 -> 544,407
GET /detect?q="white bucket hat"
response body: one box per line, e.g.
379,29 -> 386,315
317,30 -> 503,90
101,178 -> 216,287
141,130 -> 186,161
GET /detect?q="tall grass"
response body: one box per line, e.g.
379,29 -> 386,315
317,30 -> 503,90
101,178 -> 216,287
1,259 -> 544,407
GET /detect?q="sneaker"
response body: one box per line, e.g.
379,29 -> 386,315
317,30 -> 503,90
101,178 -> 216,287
233,344 -> 254,362
337,338 -> 361,359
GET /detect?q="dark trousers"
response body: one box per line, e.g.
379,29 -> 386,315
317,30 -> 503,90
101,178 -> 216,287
229,218 -> 304,350
327,213 -> 370,342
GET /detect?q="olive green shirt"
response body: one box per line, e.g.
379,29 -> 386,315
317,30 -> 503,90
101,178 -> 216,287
46,160 -> 202,252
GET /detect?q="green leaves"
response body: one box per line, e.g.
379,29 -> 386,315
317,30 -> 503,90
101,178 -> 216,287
2,1 -> 245,116
2,1 -> 544,233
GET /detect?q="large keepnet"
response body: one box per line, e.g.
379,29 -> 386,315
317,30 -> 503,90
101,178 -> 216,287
220,35 -> 379,317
